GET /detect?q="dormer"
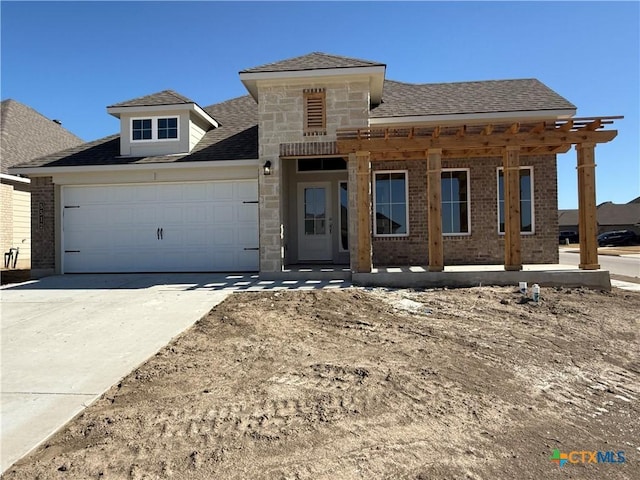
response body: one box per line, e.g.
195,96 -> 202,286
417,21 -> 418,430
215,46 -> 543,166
107,90 -> 218,157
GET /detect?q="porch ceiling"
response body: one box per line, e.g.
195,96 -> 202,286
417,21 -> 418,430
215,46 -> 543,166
336,116 -> 622,159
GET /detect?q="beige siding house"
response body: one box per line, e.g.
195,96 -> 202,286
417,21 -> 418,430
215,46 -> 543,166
10,53 -> 619,281
1,99 -> 82,269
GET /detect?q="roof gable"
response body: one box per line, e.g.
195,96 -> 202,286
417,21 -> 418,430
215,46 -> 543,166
108,90 -> 195,108
240,52 -> 385,73
0,99 -> 83,174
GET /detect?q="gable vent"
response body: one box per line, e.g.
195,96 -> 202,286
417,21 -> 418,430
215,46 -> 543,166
304,88 -> 326,136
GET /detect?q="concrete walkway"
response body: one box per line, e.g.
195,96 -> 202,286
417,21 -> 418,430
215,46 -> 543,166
0,273 -> 350,472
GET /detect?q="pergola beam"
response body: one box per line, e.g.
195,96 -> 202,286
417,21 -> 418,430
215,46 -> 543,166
337,129 -> 617,155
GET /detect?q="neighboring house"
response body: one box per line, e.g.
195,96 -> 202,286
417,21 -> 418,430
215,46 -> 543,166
1,99 -> 82,269
10,52 -> 619,278
595,200 -> 640,235
558,209 -> 579,236
559,199 -> 640,236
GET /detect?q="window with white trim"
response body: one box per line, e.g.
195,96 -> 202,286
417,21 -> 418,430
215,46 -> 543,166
497,167 -> 534,233
131,116 -> 179,142
374,171 -> 408,236
441,169 -> 470,235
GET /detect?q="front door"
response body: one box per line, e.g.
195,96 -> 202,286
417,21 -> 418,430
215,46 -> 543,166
298,182 -> 332,261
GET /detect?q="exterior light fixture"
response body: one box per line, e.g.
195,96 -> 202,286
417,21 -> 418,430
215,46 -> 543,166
263,160 -> 272,175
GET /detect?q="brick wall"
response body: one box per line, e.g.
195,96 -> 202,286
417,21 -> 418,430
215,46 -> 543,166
30,176 -> 55,272
371,154 -> 558,266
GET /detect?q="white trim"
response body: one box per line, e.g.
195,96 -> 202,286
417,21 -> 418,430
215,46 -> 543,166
368,109 -> 576,126
0,173 -> 30,184
107,103 -> 218,128
240,65 -> 385,82
496,166 -> 535,235
240,66 -> 385,104
11,159 -> 260,176
441,168 -> 471,236
130,116 -> 180,143
338,181 -> 349,252
373,170 -> 409,237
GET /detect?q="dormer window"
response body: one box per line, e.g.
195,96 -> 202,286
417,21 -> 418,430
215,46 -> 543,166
131,116 -> 179,142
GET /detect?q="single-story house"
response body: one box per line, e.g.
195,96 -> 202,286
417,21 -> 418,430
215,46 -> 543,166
559,199 -> 640,236
1,99 -> 82,269
10,52 -> 620,278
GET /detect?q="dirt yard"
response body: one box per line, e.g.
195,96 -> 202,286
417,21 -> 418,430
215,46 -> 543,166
4,286 -> 639,479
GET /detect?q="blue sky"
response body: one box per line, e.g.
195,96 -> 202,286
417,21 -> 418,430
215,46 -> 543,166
1,1 -> 638,209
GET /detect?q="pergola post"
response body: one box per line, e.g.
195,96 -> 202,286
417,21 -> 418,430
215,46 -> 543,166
576,143 -> 600,270
427,148 -> 444,271
503,146 -> 522,271
355,151 -> 372,273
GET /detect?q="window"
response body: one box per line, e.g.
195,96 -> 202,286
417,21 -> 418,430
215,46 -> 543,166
497,167 -> 534,233
303,88 -> 326,136
441,169 -> 470,235
374,171 -> 408,236
339,181 -> 349,251
157,117 -> 178,139
132,119 -> 152,140
131,117 -> 179,142
297,157 -> 346,172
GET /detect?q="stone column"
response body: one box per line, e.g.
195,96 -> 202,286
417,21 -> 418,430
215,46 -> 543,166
258,157 -> 284,273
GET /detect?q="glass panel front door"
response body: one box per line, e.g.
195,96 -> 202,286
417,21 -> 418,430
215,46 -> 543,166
297,182 -> 332,261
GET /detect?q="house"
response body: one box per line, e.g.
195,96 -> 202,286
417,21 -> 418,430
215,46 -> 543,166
1,99 -> 82,269
559,199 -> 640,237
10,52 -> 620,279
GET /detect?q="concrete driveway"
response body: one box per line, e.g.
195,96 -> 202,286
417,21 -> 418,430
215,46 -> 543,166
0,273 -> 249,472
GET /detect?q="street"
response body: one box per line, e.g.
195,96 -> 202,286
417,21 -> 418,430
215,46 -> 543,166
559,251 -> 640,279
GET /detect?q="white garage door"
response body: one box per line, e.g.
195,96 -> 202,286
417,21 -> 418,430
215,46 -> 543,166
62,181 -> 259,273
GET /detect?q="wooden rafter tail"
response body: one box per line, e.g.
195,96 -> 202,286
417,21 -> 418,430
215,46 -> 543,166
481,124 -> 494,136
584,119 -> 603,131
456,125 -> 466,137
432,126 -> 441,139
506,122 -> 520,134
558,119 -> 574,132
408,127 -> 414,139
530,122 -> 546,134
384,128 -> 389,140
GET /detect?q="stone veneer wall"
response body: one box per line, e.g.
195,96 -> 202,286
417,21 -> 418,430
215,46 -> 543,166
371,154 -> 559,266
29,176 -> 55,275
257,80 -> 370,272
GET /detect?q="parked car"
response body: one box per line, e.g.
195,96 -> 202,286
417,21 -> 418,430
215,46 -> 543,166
597,230 -> 638,247
559,231 -> 579,244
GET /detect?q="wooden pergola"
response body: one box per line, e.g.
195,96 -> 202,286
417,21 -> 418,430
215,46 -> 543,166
336,116 -> 621,273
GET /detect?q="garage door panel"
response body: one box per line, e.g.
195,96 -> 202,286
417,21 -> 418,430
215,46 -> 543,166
63,181 -> 258,273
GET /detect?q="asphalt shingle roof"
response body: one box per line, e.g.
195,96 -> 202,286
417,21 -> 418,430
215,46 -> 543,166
0,99 -> 83,174
11,54 -> 578,171
108,90 -> 195,108
373,79 -> 575,118
13,95 -> 258,169
597,202 -> 640,226
240,52 -> 385,73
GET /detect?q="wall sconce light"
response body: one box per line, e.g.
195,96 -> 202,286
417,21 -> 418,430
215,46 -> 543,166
263,160 -> 272,175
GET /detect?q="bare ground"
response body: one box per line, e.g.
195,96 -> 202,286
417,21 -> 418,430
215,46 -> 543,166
3,286 -> 639,479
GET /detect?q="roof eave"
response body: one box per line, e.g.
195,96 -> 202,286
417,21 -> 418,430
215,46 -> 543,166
369,108 -> 577,126
107,103 -> 219,128
239,65 -> 386,103
9,158 -> 260,176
